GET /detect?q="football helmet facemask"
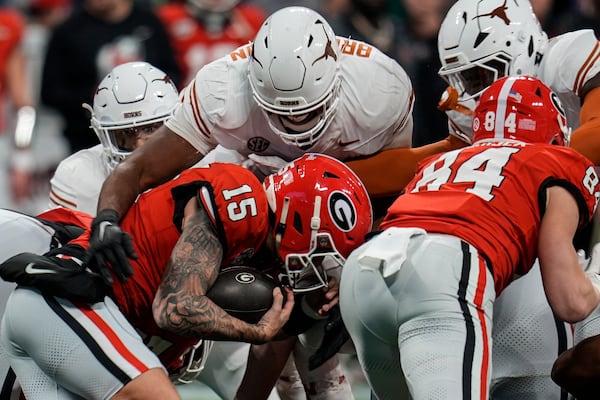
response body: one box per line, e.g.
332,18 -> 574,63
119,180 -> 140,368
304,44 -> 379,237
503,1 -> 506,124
263,153 -> 373,292
438,0 -> 547,100
84,61 -> 179,169
472,76 -> 569,145
249,6 -> 341,149
173,339 -> 214,384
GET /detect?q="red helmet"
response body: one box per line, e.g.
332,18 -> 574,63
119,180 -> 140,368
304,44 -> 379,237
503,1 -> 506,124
263,153 -> 373,292
472,76 -> 569,146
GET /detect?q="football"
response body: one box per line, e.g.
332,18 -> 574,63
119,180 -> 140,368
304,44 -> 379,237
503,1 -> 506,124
207,266 -> 280,324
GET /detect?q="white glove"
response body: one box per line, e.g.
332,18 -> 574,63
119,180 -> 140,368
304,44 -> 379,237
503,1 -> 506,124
243,154 -> 289,179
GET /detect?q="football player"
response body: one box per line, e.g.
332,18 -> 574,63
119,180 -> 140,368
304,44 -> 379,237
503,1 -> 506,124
0,61 -> 179,400
0,153 -> 372,400
49,61 -> 179,214
347,0 -> 600,194
348,0 -> 600,397
83,6 -> 447,399
0,208 -> 80,399
435,2 -> 600,397
340,75 -> 600,400
47,60 -> 263,399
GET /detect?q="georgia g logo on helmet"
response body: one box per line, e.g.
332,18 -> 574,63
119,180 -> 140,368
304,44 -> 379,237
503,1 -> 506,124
328,191 -> 356,232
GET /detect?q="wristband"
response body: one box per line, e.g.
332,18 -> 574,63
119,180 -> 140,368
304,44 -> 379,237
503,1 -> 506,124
94,209 -> 120,225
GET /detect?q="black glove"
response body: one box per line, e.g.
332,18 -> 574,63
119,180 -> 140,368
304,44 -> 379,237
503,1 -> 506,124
308,305 -> 350,371
85,209 -> 137,285
0,251 -> 109,303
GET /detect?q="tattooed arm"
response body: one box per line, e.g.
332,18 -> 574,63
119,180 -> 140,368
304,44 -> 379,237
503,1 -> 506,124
152,198 -> 293,344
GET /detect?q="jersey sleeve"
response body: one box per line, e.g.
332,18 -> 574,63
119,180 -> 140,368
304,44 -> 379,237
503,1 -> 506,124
540,30 -> 600,97
48,147 -> 108,215
166,77 -> 218,155
336,37 -> 414,153
165,49 -> 251,155
171,165 -> 270,266
550,148 -> 600,228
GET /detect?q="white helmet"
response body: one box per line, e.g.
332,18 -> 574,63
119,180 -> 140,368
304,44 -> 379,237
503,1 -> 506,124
248,6 -> 341,148
85,61 -> 179,169
438,0 -> 547,100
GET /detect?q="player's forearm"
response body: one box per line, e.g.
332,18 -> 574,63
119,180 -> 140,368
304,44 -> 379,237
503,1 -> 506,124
96,162 -> 143,218
236,338 -> 297,400
570,118 -> 600,165
153,293 -> 272,344
346,135 -> 467,197
571,85 -> 600,164
6,48 -> 33,110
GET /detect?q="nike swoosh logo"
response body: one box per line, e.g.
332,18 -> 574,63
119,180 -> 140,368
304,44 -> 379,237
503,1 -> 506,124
25,263 -> 59,275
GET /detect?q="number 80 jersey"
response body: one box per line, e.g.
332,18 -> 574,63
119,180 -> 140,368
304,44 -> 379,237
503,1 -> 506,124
380,141 -> 600,294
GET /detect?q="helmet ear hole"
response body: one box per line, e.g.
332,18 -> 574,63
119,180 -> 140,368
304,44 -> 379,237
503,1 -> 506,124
292,212 -> 304,235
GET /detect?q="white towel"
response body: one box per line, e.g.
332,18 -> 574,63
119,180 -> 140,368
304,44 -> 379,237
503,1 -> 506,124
357,227 -> 426,278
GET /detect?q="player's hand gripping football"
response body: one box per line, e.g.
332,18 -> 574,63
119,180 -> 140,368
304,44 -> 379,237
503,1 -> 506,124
255,286 -> 295,342
85,209 -> 137,285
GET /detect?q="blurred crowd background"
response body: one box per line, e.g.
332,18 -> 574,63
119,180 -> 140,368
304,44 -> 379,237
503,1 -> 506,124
0,0 -> 597,214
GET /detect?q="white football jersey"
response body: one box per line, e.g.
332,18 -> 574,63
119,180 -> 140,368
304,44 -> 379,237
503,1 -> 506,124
167,37 -> 414,161
48,145 -> 110,215
448,29 -> 600,143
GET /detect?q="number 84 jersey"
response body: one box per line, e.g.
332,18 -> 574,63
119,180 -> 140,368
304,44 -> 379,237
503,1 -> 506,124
380,141 -> 600,294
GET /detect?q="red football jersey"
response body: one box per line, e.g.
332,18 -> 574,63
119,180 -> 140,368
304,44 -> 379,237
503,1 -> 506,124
157,3 -> 265,85
380,141 -> 600,294
71,163 -> 270,370
37,206 -> 94,228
